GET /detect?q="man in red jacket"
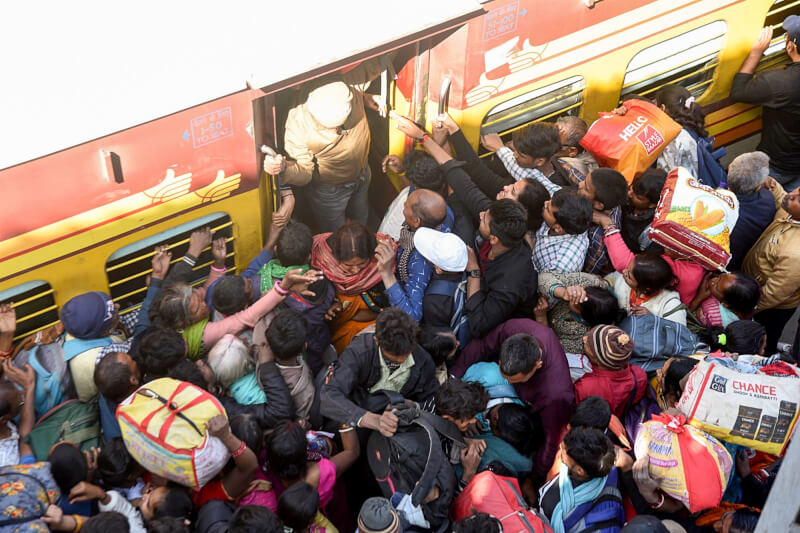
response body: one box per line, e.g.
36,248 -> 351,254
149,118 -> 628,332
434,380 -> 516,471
574,325 -> 647,418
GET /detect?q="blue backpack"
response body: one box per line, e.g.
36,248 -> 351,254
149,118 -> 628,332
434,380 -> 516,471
562,468 -> 625,533
425,274 -> 472,347
619,314 -> 698,373
16,336 -> 112,417
686,129 -> 727,188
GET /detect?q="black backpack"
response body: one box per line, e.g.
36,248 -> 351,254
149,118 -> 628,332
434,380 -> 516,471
366,391 -> 463,533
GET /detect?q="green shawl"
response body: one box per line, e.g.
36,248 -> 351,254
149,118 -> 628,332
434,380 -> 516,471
257,259 -> 309,294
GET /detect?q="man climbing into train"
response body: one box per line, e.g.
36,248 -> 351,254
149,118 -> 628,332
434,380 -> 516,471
263,54 -> 393,233
730,15 -> 800,191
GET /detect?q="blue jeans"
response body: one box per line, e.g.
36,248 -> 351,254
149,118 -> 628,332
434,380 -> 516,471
309,166 -> 371,232
770,167 -> 800,192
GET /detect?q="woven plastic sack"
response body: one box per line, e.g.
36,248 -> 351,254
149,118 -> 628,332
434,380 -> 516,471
116,378 -> 229,488
677,359 -> 800,455
634,413 -> 732,513
580,99 -> 682,183
649,167 -> 739,271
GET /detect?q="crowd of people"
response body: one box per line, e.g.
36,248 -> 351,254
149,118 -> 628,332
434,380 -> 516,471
0,15 -> 799,533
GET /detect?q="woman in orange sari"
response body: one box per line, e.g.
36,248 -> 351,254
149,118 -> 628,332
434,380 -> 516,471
311,223 -> 397,354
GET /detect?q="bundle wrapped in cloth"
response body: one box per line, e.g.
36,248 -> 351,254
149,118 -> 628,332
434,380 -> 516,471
116,378 -> 229,488
634,413 -> 732,513
677,357 -> 800,455
580,99 -> 681,183
649,167 -> 739,271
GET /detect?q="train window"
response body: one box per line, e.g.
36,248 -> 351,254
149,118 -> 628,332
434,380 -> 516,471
621,20 -> 727,99
480,75 -> 585,136
0,281 -> 59,343
105,212 -> 236,316
758,0 -> 800,73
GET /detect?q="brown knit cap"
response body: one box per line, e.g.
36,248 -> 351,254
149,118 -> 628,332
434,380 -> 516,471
586,325 -> 634,370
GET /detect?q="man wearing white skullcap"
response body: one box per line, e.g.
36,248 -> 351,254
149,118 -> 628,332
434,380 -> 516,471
413,227 -> 470,333
264,54 -> 393,232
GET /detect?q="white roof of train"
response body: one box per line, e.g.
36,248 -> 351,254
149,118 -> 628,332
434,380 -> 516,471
0,0 -> 483,170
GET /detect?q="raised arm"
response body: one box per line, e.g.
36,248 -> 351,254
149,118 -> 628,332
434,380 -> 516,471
207,415 -> 258,500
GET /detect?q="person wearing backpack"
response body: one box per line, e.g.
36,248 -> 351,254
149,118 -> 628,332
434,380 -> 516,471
413,228 -> 471,348
319,308 -> 439,436
654,85 -> 726,188
539,426 -> 625,533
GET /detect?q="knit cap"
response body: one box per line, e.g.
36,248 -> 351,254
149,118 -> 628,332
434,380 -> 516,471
60,291 -> 116,339
586,325 -> 634,370
357,497 -> 400,533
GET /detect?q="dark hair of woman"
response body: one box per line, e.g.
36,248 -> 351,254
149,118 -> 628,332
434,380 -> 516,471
632,253 -> 676,296
328,222 -> 378,263
654,84 -> 708,137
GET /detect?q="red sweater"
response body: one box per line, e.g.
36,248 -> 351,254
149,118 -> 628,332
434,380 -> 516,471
574,365 -> 648,419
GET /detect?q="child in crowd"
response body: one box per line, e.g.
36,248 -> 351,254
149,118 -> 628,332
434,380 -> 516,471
605,253 -> 686,325
278,482 -> 338,533
574,325 -> 647,418
621,169 -> 666,254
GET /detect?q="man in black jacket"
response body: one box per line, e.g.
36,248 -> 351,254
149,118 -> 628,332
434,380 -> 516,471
730,18 -> 800,190
320,308 -> 439,436
462,199 -> 538,340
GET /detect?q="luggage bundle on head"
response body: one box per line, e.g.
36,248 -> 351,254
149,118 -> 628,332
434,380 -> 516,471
618,314 -> 698,373
649,167 -> 739,271
366,392 -> 461,533
24,399 -> 102,461
580,99 -> 682,183
0,462 -> 60,532
634,413 -> 732,513
116,378 -> 229,488
677,358 -> 800,455
452,471 -> 553,533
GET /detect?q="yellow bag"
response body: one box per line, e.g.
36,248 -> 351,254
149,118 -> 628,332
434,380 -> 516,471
634,414 -> 732,513
116,378 -> 229,488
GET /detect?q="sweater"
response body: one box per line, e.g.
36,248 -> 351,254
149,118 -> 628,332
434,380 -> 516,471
574,365 -> 648,419
452,319 -> 573,481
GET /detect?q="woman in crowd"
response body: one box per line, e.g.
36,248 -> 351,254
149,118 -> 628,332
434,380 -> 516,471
604,253 -> 686,325
654,84 -> 708,177
690,272 -> 761,328
535,272 -> 621,354
150,259 -> 321,360
310,223 -> 394,354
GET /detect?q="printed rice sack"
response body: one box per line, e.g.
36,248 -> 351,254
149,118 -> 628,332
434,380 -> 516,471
634,413 -> 732,513
677,359 -> 800,455
649,167 -> 739,271
580,99 -> 682,183
116,378 -> 229,488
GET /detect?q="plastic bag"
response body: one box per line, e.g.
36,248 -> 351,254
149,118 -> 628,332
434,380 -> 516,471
116,378 -> 229,488
677,359 -> 800,455
634,413 -> 732,513
580,99 -> 682,183
649,167 -> 739,271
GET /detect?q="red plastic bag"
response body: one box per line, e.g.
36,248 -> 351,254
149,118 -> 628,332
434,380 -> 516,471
580,99 -> 682,183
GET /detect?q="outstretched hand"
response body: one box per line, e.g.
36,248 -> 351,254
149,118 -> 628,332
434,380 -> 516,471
751,26 -> 773,56
281,268 -> 324,297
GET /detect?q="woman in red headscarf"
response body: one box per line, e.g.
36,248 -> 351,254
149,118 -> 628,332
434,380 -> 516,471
311,223 -> 397,353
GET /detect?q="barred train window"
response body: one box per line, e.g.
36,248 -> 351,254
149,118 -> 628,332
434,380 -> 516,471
105,212 -> 235,315
0,281 -> 59,342
479,76 -> 585,153
757,0 -> 800,73
621,20 -> 727,100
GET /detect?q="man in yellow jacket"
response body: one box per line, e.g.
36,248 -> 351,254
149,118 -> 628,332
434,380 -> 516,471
264,56 -> 389,232
744,177 -> 800,354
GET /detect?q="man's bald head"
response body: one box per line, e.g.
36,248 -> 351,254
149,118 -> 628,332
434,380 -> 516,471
404,188 -> 447,230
